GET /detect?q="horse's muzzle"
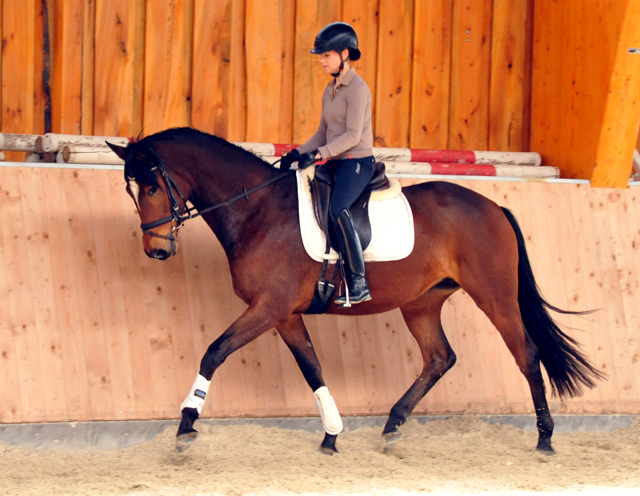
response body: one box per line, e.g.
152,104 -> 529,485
144,236 -> 179,260
147,248 -> 172,260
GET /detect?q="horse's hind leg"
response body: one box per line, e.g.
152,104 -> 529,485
460,273 -> 555,453
478,303 -> 555,453
383,291 -> 457,449
277,314 -> 342,454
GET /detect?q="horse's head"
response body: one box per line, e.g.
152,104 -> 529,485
108,139 -> 191,260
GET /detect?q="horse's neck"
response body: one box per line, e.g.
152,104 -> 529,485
187,150 -> 285,251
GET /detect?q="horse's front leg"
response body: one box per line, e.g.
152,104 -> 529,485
277,314 -> 343,454
176,302 -> 286,452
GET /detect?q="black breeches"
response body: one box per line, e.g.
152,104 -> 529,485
327,156 -> 376,222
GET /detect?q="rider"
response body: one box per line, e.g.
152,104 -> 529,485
281,22 -> 374,306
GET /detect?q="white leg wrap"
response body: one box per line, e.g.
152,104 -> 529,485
180,374 -> 211,415
313,386 -> 343,435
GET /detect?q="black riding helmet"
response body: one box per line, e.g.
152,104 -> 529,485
311,22 -> 361,76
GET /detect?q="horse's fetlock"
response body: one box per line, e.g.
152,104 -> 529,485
444,349 -> 457,369
388,407 -> 407,428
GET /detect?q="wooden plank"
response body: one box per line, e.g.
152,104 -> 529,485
374,0 -> 414,148
278,0 -> 295,144
2,169 -> 640,421
1,169 -> 38,422
489,0 -> 533,151
0,0 -> 2,132
410,0 -> 453,150
40,169 -> 92,420
245,0 -> 296,143
0,169 -> 26,422
580,188 -> 629,412
81,0 -> 96,135
143,0 -> 193,134
449,0 -> 493,150
87,171 -> 139,418
191,0 -> 233,137
51,0 -> 85,134
292,0 -> 341,144
1,0 -> 40,161
529,0 -> 563,168
227,0 -> 247,141
591,0 -> 640,187
93,0 -> 145,137
562,184 -> 609,412
63,169 -> 116,419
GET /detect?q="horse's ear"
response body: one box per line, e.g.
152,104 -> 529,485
107,142 -> 128,161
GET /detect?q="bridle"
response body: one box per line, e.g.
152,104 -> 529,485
135,159 -> 293,254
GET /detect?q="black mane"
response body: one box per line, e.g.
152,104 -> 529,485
124,127 -> 273,185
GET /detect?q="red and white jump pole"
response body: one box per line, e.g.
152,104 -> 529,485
235,142 -> 542,167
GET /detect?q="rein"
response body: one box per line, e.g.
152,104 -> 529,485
139,159 -> 293,243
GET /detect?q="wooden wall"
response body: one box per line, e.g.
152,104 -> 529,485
0,1 -> 639,423
531,0 -> 640,186
1,166 -> 639,424
0,0 -> 534,155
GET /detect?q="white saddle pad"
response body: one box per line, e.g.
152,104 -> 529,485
296,168 -> 415,263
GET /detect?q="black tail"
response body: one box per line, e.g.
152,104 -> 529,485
501,207 -> 605,398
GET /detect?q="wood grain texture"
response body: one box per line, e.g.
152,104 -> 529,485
531,0 -> 640,183
590,0 -> 640,187
1,0 -> 42,161
449,0 -> 492,150
0,0 -> 548,157
410,0 -> 453,150
489,0 -> 533,151
374,0 -> 414,147
1,167 -> 639,423
192,0 -> 233,137
81,0 -> 95,135
245,0 -> 296,143
93,0 -> 144,137
50,0 -> 85,134
143,0 -> 193,133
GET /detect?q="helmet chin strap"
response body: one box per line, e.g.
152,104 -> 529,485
331,54 -> 346,78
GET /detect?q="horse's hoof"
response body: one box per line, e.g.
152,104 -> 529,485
536,439 -> 556,456
536,442 -> 556,456
318,445 -> 338,456
382,430 -> 403,451
175,431 -> 198,452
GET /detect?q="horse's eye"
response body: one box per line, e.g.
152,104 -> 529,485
147,186 -> 158,197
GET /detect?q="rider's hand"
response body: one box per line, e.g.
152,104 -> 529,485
280,149 -> 300,170
298,150 -> 319,169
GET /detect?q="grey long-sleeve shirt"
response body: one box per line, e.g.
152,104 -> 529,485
297,68 -> 374,160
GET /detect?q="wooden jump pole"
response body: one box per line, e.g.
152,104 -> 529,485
57,145 -> 124,165
38,133 -> 129,153
0,133 -> 40,152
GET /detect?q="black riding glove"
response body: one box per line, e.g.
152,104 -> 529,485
280,149 -> 300,170
298,150 -> 318,169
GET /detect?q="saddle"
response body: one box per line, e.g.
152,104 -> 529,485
309,161 -> 390,252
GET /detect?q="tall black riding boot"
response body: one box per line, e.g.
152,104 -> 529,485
334,209 -> 372,306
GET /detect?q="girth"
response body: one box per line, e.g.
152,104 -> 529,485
310,161 -> 390,252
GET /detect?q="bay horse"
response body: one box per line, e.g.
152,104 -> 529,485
107,127 -> 602,455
